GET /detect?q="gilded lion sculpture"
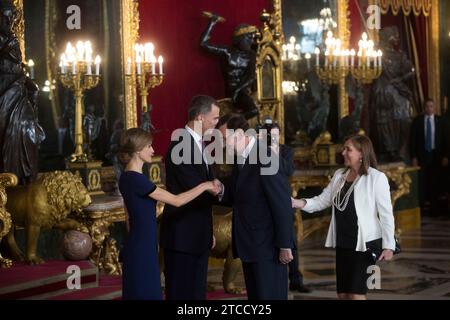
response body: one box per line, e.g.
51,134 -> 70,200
4,171 -> 92,264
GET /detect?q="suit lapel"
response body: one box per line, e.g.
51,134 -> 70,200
188,134 -> 209,179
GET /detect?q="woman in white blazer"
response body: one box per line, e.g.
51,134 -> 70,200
292,135 -> 395,300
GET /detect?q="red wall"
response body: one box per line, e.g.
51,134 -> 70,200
139,0 -> 270,156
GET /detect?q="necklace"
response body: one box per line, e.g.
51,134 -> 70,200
332,172 -> 360,212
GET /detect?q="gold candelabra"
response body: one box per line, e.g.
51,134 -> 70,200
126,43 -> 164,114
313,31 -> 382,85
58,41 -> 101,163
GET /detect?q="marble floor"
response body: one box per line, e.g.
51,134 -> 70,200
207,217 -> 450,300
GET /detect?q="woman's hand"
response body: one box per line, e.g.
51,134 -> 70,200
291,197 -> 306,209
204,181 -> 221,195
378,249 -> 394,261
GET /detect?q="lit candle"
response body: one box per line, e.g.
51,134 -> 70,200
333,50 -> 339,67
126,57 -> 132,75
144,43 -> 150,62
94,55 -> 101,75
158,56 -> 164,74
60,54 -> 66,74
282,44 -> 287,60
366,52 -> 370,67
72,58 -> 77,74
28,59 -> 35,79
295,44 -> 301,60
314,47 -> 320,66
324,50 -> 329,67
76,41 -> 84,61
357,51 -> 362,67
305,53 -> 311,69
150,56 -> 156,74
86,55 -> 92,75
372,51 -> 378,67
350,49 -> 355,67
377,50 -> 383,68
136,55 -> 142,75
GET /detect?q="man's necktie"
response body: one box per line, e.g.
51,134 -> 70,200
426,116 -> 433,152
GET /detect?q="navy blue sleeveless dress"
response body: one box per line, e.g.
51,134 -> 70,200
119,171 -> 162,300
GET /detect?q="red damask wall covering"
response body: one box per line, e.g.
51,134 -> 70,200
139,0 -> 270,155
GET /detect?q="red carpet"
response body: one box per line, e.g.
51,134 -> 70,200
0,260 -> 247,300
0,260 -> 98,300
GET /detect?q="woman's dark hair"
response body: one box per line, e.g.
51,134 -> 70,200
344,134 -> 378,175
118,128 -> 153,164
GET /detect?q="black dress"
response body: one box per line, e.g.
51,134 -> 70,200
119,171 -> 162,300
334,181 -> 373,295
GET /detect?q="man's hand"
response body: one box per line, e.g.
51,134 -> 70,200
206,181 -> 221,196
442,157 -> 449,167
412,158 -> 418,167
279,249 -> 293,264
212,179 -> 224,197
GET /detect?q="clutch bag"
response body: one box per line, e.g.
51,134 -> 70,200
365,237 -> 401,263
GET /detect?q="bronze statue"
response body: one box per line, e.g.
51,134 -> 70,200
200,12 -> 259,120
0,0 -> 45,184
4,171 -> 91,264
370,26 -> 414,162
83,104 -> 101,160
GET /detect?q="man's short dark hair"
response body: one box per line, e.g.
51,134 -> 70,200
424,98 -> 434,106
223,114 -> 249,131
188,95 -> 217,121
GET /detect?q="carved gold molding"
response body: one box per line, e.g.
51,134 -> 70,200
82,207 -> 126,275
121,0 -> 139,129
428,0 -> 440,113
12,0 -> 25,62
255,2 -> 284,142
337,0 -> 350,118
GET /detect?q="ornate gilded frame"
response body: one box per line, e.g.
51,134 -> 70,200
269,0 -> 351,140
13,0 -> 139,129
256,5 -> 284,142
121,0 -> 139,129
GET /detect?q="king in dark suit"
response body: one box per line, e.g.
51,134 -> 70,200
160,95 -> 220,300
217,116 -> 294,300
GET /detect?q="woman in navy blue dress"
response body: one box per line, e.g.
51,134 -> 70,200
118,128 -> 219,300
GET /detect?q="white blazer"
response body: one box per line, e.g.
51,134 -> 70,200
302,167 -> 396,252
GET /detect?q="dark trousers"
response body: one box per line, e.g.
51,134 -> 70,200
288,225 -> 304,286
288,245 -> 304,285
419,151 -> 439,215
242,259 -> 288,300
163,249 -> 209,300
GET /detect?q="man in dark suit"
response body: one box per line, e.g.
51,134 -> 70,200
410,98 -> 447,216
217,116 -> 294,300
270,123 -> 311,293
160,95 -> 220,300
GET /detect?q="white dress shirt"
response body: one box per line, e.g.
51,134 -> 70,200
185,125 -> 209,170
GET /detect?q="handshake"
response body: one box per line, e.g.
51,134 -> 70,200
204,179 -> 224,197
291,197 -> 306,209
